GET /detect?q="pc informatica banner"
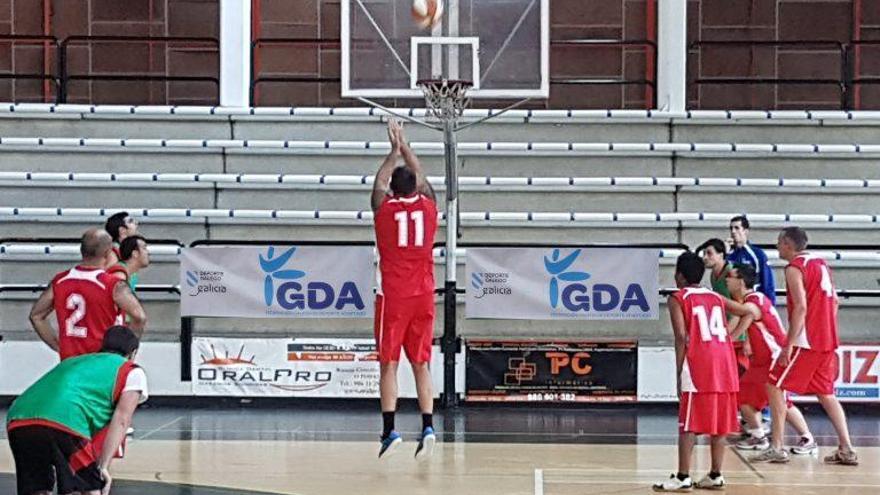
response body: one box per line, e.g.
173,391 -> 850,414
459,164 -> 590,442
180,246 -> 374,318
466,247 -> 659,320
192,337 -> 441,397
466,340 -> 638,402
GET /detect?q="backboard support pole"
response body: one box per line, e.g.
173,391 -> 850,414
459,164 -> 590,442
441,117 -> 459,409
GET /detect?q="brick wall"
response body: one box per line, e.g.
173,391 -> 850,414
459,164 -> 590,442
253,0 -> 654,109
0,0 -> 219,105
1,1 -> 876,109
688,0 -> 877,110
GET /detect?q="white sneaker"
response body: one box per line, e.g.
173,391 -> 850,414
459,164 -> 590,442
653,474 -> 693,492
790,436 -> 818,455
736,435 -> 769,451
750,447 -> 790,463
695,474 -> 725,490
126,426 -> 135,436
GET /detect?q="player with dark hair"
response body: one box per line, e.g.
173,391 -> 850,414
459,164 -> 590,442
104,212 -> 141,290
654,252 -> 739,491
108,236 -> 150,295
753,227 -> 857,465
372,119 -> 439,459
6,326 -> 148,495
725,263 -> 815,453
29,229 -> 146,360
698,238 -> 751,375
727,215 -> 775,303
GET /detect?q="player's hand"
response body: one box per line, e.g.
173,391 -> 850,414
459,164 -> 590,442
387,119 -> 403,152
743,340 -> 753,357
725,237 -> 734,251
778,345 -> 794,368
100,467 -> 113,495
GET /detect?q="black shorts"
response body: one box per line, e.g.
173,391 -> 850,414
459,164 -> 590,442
7,424 -> 105,495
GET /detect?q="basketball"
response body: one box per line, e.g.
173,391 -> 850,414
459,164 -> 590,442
412,0 -> 443,29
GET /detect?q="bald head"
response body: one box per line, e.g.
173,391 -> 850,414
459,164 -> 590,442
80,228 -> 113,262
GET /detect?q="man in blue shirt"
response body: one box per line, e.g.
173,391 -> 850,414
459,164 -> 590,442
727,216 -> 776,304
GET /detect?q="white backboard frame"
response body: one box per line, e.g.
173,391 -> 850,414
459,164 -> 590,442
410,37 -> 481,90
341,0 -> 550,100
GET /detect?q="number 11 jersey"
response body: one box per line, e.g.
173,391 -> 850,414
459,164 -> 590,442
671,287 -> 739,393
374,193 -> 438,299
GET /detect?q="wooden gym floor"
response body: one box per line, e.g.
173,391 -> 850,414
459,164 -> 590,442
0,401 -> 877,494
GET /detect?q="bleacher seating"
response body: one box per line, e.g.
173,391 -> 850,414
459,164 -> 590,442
3,105 -> 880,345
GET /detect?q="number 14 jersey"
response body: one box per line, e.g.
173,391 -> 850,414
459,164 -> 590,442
671,287 -> 739,393
374,193 -> 438,299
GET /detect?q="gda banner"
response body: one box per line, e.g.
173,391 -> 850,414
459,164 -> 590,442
180,246 -> 374,318
466,247 -> 659,320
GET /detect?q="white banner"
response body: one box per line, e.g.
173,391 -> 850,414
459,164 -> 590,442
180,246 -> 375,318
637,345 -> 880,403
466,247 -> 659,320
192,337 -> 442,397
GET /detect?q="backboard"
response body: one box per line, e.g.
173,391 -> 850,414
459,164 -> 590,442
341,0 -> 549,100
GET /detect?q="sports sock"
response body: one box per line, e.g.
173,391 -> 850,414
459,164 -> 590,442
676,472 -> 689,481
708,471 -> 721,480
382,411 -> 395,439
422,413 -> 433,431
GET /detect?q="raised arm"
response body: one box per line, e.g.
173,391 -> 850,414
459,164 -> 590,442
29,285 -> 59,352
395,123 -> 436,203
371,120 -> 402,212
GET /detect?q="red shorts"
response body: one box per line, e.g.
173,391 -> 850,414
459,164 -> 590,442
679,391 -> 738,436
374,292 -> 435,364
739,365 -> 794,410
768,347 -> 838,396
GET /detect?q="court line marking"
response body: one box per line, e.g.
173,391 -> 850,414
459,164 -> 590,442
134,428 -> 880,440
534,469 -> 543,495
136,416 -> 184,441
544,479 -> 880,489
729,445 -> 766,480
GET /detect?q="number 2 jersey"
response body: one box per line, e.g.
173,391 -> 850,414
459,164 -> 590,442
51,266 -> 123,360
787,253 -> 839,351
374,193 -> 438,299
671,287 -> 739,393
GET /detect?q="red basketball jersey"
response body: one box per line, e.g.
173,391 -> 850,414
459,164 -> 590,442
51,266 -> 122,360
374,193 -> 438,299
743,292 -> 786,367
787,254 -> 839,351
671,287 -> 739,393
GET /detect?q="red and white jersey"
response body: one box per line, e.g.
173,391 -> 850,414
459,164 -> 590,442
743,292 -> 786,367
51,266 -> 122,360
671,287 -> 739,393
787,253 -> 839,351
374,193 -> 438,299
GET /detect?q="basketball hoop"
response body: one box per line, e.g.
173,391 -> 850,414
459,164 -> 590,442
417,79 -> 472,120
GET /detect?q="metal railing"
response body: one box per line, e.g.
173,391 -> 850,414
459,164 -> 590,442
689,40 -> 873,110
550,39 -> 657,109
0,35 -> 220,104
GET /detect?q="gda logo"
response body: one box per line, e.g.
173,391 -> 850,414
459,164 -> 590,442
260,247 -> 306,306
260,246 -> 365,312
544,249 -> 590,308
544,248 -> 649,314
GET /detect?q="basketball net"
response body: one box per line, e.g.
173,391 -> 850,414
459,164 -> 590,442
417,79 -> 472,121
